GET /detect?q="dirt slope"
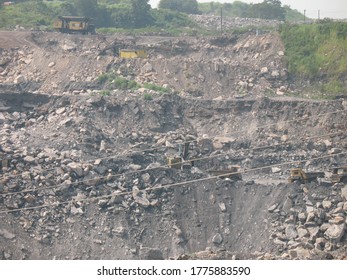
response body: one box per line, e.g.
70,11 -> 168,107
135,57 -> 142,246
0,31 -> 287,98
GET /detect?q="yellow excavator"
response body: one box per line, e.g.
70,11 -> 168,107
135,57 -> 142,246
167,142 -> 194,170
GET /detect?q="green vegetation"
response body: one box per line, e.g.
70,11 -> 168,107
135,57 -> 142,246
97,73 -> 109,84
0,0 -> 304,32
100,89 -> 111,96
113,76 -> 139,90
199,0 -> 295,21
0,0 -> 193,31
280,21 -> 347,96
96,72 -> 139,90
143,83 -> 170,93
143,93 -> 153,101
283,5 -> 305,22
158,0 -> 200,15
96,72 -> 170,94
0,1 -> 53,28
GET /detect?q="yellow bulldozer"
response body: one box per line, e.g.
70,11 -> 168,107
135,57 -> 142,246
53,16 -> 96,34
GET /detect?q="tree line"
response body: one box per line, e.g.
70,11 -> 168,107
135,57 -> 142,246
1,0 -> 300,29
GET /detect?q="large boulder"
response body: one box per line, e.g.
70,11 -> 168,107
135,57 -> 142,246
324,224 -> 345,242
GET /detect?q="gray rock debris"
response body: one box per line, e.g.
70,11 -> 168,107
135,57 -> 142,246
139,247 -> 164,260
325,224 -> 345,243
212,233 -> 223,245
0,229 -> 16,240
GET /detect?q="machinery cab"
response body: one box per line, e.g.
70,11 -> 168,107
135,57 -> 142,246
53,16 -> 95,34
167,142 -> 194,170
331,166 -> 347,183
288,167 -> 324,183
288,168 -> 304,182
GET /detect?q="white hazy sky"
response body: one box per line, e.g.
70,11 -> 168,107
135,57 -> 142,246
149,0 -> 347,19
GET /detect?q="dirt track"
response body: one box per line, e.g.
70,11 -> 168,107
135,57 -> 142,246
0,31 -> 37,48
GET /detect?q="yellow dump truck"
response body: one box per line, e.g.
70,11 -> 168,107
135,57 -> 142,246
288,168 -> 324,183
53,16 -> 95,34
331,166 -> 347,183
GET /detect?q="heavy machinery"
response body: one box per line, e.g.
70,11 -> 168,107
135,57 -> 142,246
288,168 -> 324,183
119,49 -> 148,59
167,142 -> 194,170
331,166 -> 347,183
53,16 -> 95,34
207,165 -> 242,181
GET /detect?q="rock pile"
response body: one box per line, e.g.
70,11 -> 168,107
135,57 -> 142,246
267,183 -> 347,259
189,15 -> 281,30
0,31 -> 289,99
1,91 -> 346,259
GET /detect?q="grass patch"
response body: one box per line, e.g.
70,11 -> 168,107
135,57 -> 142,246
100,90 -> 111,96
280,22 -> 347,97
97,73 -> 109,84
113,76 -> 139,90
143,83 -> 170,93
96,72 -> 139,90
143,93 -> 153,101
96,72 -> 172,95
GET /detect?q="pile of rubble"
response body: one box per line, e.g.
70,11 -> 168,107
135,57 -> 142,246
0,90 -> 346,259
0,30 -> 346,260
189,15 -> 281,31
266,183 -> 347,259
0,31 -> 289,99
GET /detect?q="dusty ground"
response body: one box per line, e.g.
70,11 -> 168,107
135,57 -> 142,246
0,30 -> 346,260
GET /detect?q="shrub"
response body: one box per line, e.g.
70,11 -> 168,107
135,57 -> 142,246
143,83 -> 170,93
100,90 -> 111,96
114,77 -> 139,90
97,73 -> 109,84
143,93 -> 153,101
280,22 -> 347,96
322,79 -> 344,95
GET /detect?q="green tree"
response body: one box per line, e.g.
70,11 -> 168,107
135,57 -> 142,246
159,0 -> 199,15
130,0 -> 153,28
73,0 -> 98,18
111,7 -> 132,27
58,2 -> 76,16
249,0 -> 285,20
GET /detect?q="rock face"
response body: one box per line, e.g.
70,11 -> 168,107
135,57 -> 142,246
0,30 -> 288,99
0,29 -> 346,260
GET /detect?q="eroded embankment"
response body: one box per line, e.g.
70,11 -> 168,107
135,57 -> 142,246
0,93 -> 346,259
